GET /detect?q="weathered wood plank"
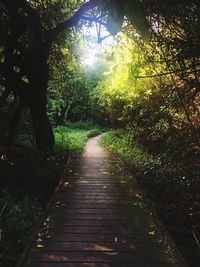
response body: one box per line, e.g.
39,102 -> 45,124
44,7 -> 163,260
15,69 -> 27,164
27,250 -> 175,263
34,241 -> 163,252
19,136 -> 186,267
51,225 -> 152,234
28,263 -> 177,267
48,233 -> 160,242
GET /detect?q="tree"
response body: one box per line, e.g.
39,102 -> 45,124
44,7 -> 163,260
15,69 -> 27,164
0,0 -> 153,154
0,0 -> 102,154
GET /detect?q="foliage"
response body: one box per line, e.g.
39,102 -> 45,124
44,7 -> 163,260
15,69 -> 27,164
0,0 -> 151,152
100,131 -> 156,172
0,190 -> 42,261
0,0 -> 107,152
97,0 -> 150,40
95,4 -> 200,265
47,47 -> 102,125
94,26 -> 200,159
54,122 -> 103,154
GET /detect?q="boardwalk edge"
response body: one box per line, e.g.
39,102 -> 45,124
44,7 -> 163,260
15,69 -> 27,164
15,156 -> 71,267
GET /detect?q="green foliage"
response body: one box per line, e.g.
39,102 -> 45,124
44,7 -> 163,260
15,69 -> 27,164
47,33 -> 104,125
124,0 -> 150,41
97,0 -> 150,40
65,121 -> 104,131
106,0 -> 124,36
100,131 -> 156,173
54,122 -> 103,154
0,191 -> 42,261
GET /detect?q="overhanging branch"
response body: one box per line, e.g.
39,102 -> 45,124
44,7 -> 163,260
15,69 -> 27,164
134,67 -> 200,79
48,0 -> 101,40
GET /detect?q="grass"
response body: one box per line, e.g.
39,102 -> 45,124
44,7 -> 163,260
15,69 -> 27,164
0,121 -> 103,264
54,123 -> 103,155
100,130 -> 200,267
100,130 -> 156,173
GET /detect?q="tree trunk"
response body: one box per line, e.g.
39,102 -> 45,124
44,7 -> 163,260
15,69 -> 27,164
7,100 -> 25,146
28,62 -> 55,156
30,106 -> 54,156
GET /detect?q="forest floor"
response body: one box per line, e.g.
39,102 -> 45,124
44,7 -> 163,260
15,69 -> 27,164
0,122 -> 103,266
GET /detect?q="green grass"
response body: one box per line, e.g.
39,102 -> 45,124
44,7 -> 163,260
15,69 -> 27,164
100,131 -> 156,173
54,123 -> 103,154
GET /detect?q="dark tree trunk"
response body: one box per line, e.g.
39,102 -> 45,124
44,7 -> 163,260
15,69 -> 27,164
30,107 -> 54,154
28,58 -> 55,155
7,100 -> 25,146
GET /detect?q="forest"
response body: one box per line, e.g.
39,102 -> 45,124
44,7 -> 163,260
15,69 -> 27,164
0,0 -> 200,266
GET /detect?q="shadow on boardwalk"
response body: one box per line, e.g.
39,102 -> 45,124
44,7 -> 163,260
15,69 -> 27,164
17,136 -> 188,267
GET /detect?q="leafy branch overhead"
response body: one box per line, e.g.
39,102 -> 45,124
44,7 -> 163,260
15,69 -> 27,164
97,0 -> 150,40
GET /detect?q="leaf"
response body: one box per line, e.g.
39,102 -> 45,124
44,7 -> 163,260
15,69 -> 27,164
64,181 -> 70,187
106,0 -> 124,36
124,0 -> 150,42
148,230 -> 155,235
37,244 -> 44,248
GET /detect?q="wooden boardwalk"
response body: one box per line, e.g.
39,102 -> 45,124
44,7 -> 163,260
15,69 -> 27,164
18,136 -> 187,267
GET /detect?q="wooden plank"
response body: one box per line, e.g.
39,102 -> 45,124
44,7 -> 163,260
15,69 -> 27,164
48,233 -> 159,242
53,213 -> 144,221
57,196 -> 132,202
28,263 -> 177,267
52,225 -> 151,234
52,219 -> 147,227
27,251 -> 173,263
34,241 -> 163,252
56,199 -> 130,204
18,136 -> 185,267
53,208 -> 135,214
59,204 -> 132,209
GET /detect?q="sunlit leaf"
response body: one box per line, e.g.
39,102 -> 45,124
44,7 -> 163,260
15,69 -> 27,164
148,230 -> 155,235
64,181 -> 70,187
37,244 -> 44,248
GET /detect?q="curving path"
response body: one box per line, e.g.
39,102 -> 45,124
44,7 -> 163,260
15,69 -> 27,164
18,135 -> 187,267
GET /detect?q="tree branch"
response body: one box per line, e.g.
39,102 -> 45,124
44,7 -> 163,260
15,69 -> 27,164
81,15 -> 107,27
134,66 -> 200,79
47,0 -> 101,40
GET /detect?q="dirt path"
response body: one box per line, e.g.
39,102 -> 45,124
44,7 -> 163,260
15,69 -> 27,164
19,135 -> 187,267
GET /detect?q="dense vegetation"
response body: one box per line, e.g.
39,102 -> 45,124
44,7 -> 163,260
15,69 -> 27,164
0,0 -> 200,266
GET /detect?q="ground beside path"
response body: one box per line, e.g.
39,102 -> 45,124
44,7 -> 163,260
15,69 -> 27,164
19,135 -> 187,267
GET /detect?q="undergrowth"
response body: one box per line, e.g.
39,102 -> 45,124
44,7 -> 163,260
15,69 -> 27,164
100,130 -> 200,267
